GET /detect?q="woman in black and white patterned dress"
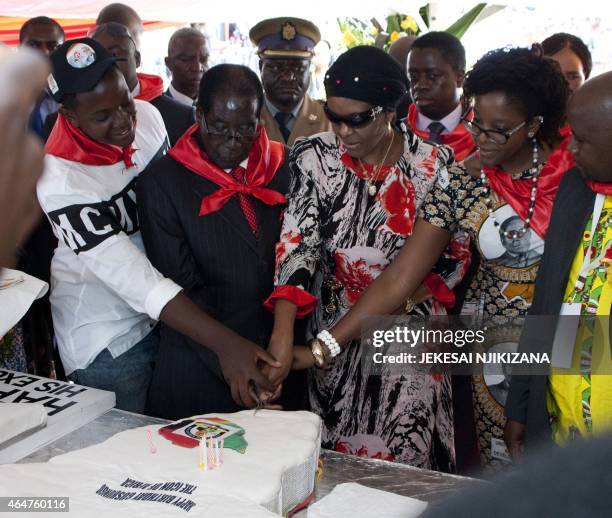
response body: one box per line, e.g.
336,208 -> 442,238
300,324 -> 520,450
264,46 -> 470,469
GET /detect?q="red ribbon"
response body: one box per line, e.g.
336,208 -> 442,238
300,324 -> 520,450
407,104 -> 476,161
45,113 -> 135,168
135,73 -> 165,102
167,124 -> 286,216
482,136 -> 574,239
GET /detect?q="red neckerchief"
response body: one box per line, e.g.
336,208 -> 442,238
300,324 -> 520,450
586,180 -> 612,195
482,135 -> 575,239
407,104 -> 476,161
339,142 -> 394,182
168,124 -> 286,216
559,124 -> 572,139
45,113 -> 135,168
135,73 -> 165,102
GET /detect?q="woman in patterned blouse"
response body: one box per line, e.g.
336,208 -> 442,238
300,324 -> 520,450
264,46 -> 470,469
297,46 -> 575,470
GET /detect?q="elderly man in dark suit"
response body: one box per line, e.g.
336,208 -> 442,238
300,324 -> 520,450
505,71 -> 612,460
137,64 -> 305,418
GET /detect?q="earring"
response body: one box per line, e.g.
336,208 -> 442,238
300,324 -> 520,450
527,131 -> 535,138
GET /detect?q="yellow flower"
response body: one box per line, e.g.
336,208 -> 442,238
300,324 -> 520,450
390,31 -> 400,42
400,16 -> 418,33
342,30 -> 358,47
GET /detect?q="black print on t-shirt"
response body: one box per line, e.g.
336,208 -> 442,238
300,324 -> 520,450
47,178 -> 139,254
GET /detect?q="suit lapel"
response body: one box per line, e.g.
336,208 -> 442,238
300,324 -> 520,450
261,104 -> 285,145
557,176 -> 595,286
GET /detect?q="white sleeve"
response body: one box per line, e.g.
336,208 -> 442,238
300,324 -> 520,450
37,163 -> 181,320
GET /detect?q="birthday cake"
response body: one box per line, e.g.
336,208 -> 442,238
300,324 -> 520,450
0,410 -> 321,517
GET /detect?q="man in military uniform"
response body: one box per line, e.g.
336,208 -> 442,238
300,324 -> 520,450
250,17 -> 331,146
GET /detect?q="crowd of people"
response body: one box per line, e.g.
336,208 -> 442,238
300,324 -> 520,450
1,2 -> 610,479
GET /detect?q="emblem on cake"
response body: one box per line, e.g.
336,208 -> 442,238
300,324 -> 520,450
158,417 -> 247,453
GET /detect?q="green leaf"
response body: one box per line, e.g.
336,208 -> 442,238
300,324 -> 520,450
445,3 -> 487,39
419,5 -> 429,29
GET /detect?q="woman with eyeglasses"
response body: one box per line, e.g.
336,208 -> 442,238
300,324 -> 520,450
136,64 -> 299,419
264,46 -> 470,469
291,46 -> 575,469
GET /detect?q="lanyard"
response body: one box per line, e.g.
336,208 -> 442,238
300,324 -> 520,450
573,194 -> 608,295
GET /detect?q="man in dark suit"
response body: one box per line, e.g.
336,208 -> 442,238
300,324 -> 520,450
504,71 -> 612,460
137,64 -> 305,418
164,28 -> 209,107
92,22 -> 194,146
20,16 -> 64,138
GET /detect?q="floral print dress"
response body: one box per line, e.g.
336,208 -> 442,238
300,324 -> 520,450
269,130 -> 470,469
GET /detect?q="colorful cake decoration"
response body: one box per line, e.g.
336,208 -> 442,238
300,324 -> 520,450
158,417 -> 248,454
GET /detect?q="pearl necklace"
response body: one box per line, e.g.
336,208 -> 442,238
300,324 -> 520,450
480,138 -> 540,240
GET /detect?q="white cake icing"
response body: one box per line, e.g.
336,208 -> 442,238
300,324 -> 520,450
0,410 -> 321,517
0,403 -> 47,446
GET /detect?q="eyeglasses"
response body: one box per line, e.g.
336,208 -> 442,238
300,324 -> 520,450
323,103 -> 383,128
462,118 -> 527,145
201,115 -> 259,141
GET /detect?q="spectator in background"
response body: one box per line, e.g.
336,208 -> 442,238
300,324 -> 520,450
388,34 -> 417,74
19,16 -> 64,138
96,2 -> 144,50
542,32 -> 592,95
250,17 -> 331,146
388,35 -> 416,121
92,22 -> 194,145
164,28 -> 209,107
406,31 -> 475,161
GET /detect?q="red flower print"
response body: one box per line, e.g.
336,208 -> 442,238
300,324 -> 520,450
377,174 -> 416,235
275,229 -> 301,266
334,248 -> 387,304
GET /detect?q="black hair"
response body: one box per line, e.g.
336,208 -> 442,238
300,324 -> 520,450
197,64 -> 264,117
91,22 -> 137,51
463,46 -> 569,146
19,16 -> 64,43
410,31 -> 466,72
541,32 -> 592,79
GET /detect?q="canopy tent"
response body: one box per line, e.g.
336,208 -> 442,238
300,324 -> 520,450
0,17 -> 172,45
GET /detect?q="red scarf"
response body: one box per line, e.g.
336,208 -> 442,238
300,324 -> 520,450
482,136 -> 574,239
45,113 -> 135,168
587,180 -> 612,195
407,104 -> 476,161
168,124 -> 286,216
135,73 -> 165,102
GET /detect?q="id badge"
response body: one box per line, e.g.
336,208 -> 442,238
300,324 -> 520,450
550,302 -> 581,369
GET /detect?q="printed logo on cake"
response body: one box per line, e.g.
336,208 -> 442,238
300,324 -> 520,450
66,43 -> 96,68
159,417 -> 248,453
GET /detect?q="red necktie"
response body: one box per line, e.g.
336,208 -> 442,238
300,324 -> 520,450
230,166 -> 259,238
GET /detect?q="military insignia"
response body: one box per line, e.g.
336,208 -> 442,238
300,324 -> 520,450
66,43 -> 96,69
281,22 -> 297,41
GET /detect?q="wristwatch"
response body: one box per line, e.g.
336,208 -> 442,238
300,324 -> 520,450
309,338 -> 327,368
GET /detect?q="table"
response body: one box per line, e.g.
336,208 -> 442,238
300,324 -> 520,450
20,409 -> 481,513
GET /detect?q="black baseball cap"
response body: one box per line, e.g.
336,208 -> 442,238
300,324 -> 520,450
47,37 -> 122,102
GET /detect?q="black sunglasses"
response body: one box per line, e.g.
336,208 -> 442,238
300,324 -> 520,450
323,103 -> 383,128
